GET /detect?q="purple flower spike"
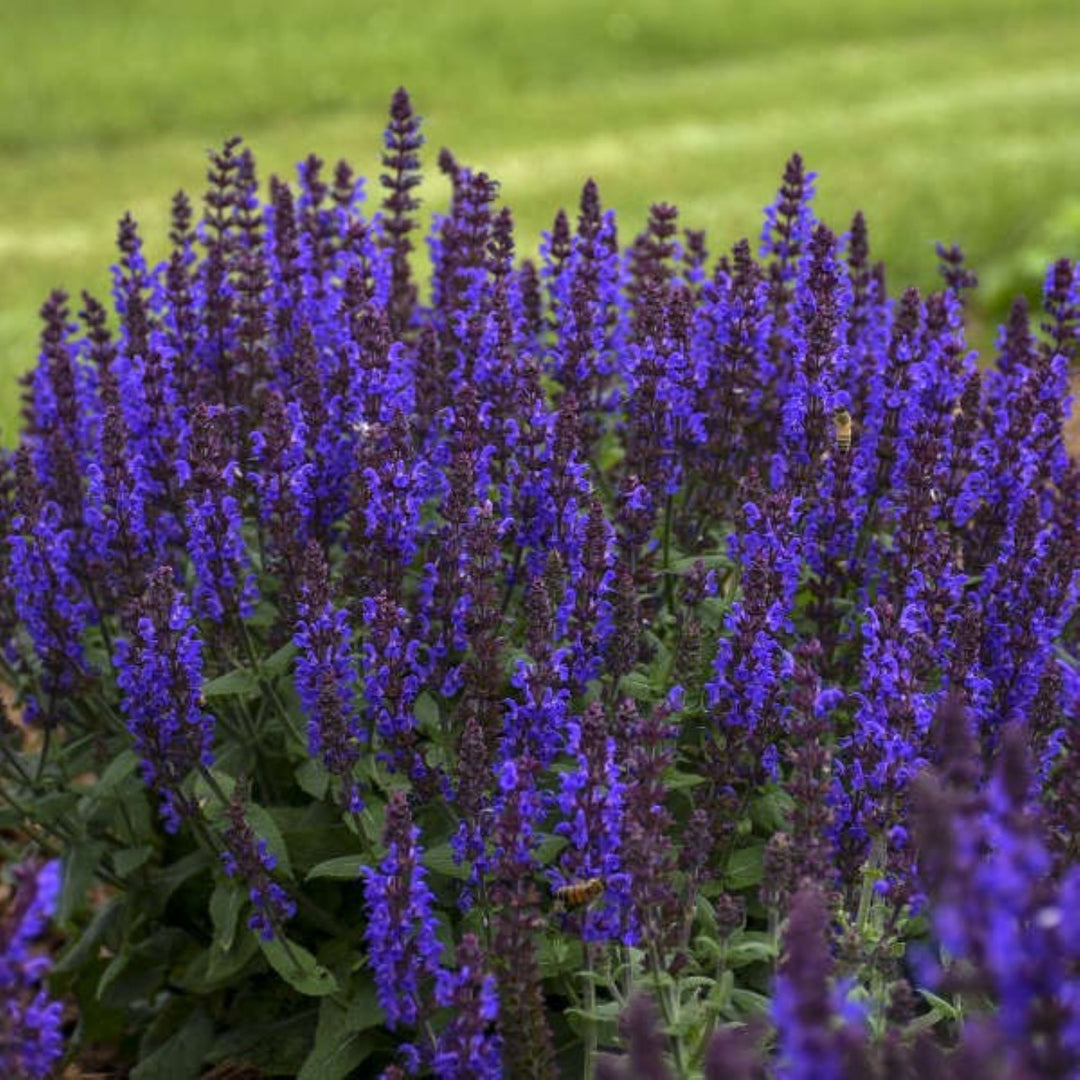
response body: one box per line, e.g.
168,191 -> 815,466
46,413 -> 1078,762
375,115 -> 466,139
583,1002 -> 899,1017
294,541 -> 365,811
113,566 -> 214,831
0,860 -> 65,1080
433,933 -> 502,1079
362,790 -> 442,1033
220,784 -> 297,941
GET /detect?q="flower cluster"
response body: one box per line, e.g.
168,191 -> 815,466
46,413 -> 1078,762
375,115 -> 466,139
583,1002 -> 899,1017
1,87 -> 1080,1076
112,565 -> 214,832
362,790 -> 442,1034
220,783 -> 297,941
0,860 -> 64,1080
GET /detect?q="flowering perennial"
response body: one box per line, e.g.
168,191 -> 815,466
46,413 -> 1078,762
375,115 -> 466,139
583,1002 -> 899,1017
1,87 -> 1079,1076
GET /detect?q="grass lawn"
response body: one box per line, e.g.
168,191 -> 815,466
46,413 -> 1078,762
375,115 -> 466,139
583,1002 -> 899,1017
1,0 -> 1079,439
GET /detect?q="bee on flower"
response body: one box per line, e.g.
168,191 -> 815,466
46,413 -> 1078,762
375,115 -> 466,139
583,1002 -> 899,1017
833,408 -> 853,453
551,877 -> 605,913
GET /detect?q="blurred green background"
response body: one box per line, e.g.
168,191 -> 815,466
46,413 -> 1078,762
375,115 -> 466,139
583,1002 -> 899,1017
2,0 -> 1079,438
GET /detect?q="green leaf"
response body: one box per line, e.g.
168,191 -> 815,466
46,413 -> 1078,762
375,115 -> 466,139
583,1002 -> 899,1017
422,842 -> 470,881
207,932 -> 260,987
538,934 -> 584,979
669,552 -> 733,574
297,996 -> 376,1080
176,931 -> 260,991
207,1010 -> 318,1076
343,978 -> 385,1032
131,1008 -> 214,1080
750,788 -> 793,832
53,895 -> 128,976
726,935 -> 777,968
211,740 -> 257,776
694,934 -> 725,965
294,758 -> 330,799
263,640 -> 298,676
565,1000 -> 622,1026
210,882 -> 244,953
112,845 -> 155,878
97,928 -> 189,1006
269,805 -> 353,873
244,599 -> 281,629
202,667 -> 259,698
709,968 -> 735,1010
536,833 -> 568,866
725,843 -> 765,891
619,670 -> 657,702
595,429 -> 625,472
259,935 -> 339,997
191,769 -> 237,816
146,849 -> 213,907
693,892 -> 718,932
298,1030 -> 372,1080
663,769 -> 707,792
95,749 -> 141,795
728,987 -> 771,1015
58,839 -> 107,923
246,803 -> 294,878
915,989 -> 961,1025
413,691 -> 440,729
33,791 -> 79,826
306,854 -> 366,882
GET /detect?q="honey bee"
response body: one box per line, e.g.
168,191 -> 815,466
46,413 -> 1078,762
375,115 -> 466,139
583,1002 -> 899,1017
552,877 -> 604,912
833,408 -> 853,454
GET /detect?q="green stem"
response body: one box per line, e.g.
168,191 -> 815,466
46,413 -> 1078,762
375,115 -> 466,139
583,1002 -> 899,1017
582,944 -> 598,1079
661,491 -> 675,613
0,739 -> 35,786
647,942 -> 686,1078
85,580 -> 116,661
75,690 -> 126,736
197,764 -> 232,809
0,783 -> 66,846
0,783 -> 127,888
229,699 -> 278,802
855,839 -> 884,937
240,623 -> 305,750
33,725 -> 51,785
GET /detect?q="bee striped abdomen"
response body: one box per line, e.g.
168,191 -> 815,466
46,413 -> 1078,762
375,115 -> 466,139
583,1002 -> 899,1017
552,877 -> 604,912
834,408 -> 852,453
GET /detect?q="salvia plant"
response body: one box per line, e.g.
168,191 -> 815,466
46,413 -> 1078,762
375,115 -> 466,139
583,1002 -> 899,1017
1,87 -> 1079,1079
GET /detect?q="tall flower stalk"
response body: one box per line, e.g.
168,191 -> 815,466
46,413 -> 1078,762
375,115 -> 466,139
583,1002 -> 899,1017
0,86 -> 1078,1079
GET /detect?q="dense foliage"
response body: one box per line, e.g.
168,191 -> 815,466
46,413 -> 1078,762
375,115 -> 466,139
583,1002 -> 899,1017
2,88 -> 1080,1078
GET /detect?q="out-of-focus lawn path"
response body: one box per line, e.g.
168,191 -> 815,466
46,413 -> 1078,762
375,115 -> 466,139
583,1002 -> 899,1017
1,0 -> 1078,437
